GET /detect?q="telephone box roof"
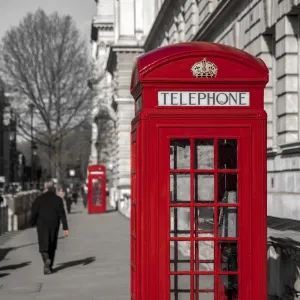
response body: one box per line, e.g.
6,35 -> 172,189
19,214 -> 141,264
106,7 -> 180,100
131,42 -> 269,93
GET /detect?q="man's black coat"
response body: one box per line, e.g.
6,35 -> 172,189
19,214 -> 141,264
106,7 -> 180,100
30,191 -> 68,253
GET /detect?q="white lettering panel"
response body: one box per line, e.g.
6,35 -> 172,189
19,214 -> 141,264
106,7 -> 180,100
158,92 -> 250,106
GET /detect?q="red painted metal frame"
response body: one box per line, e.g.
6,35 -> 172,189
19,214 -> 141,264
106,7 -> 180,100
87,164 -> 106,214
158,125 -> 250,300
130,42 -> 268,300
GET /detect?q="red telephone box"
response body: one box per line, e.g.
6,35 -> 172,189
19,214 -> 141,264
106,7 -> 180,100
87,164 -> 106,214
130,42 -> 268,300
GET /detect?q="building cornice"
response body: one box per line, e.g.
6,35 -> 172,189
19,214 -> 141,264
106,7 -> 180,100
192,0 -> 242,42
143,0 -> 172,51
106,45 -> 143,75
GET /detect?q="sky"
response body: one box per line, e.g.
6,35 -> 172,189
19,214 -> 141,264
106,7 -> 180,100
0,0 -> 96,44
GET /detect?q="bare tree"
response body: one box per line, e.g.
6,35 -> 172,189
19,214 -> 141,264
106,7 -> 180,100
0,9 -> 92,183
95,110 -> 115,164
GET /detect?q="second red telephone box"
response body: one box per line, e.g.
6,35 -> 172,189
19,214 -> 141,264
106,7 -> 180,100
130,42 -> 268,300
87,164 -> 106,214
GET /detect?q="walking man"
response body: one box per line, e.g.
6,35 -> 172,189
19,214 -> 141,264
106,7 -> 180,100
64,188 -> 73,214
30,180 -> 69,274
81,183 -> 88,208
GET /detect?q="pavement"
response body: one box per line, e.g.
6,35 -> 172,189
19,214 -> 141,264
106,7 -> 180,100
0,202 -> 129,300
0,197 -> 298,300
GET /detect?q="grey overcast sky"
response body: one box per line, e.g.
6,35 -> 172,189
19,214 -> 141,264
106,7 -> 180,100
0,0 -> 96,43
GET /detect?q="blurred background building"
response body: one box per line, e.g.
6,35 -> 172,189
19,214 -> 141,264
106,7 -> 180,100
0,78 -> 38,193
90,0 -> 300,220
0,78 -> 20,192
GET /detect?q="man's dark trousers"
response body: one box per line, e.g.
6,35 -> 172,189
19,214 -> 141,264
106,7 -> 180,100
38,225 -> 59,272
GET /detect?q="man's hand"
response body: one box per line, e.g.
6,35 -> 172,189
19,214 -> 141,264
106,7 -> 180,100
63,230 -> 69,237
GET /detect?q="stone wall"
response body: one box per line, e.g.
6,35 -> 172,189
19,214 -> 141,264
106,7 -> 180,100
1,190 -> 40,232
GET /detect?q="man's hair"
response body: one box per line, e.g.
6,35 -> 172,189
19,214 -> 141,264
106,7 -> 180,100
44,180 -> 55,191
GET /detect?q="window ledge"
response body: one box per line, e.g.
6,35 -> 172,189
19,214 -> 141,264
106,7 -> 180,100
280,142 -> 300,155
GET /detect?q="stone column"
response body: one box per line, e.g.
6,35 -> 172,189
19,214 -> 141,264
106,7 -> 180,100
119,0 -> 135,37
112,49 -> 143,201
115,98 -> 134,190
258,34 -> 277,149
275,15 -> 299,145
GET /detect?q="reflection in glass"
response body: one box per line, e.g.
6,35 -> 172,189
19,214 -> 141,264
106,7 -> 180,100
195,139 -> 214,169
170,207 -> 190,237
170,139 -> 190,169
170,293 -> 190,300
194,207 -> 214,237
170,174 -> 190,202
170,275 -> 190,299
218,139 -> 237,169
218,174 -> 238,203
194,292 -> 214,300
194,174 -> 214,202
194,275 -> 214,292
218,207 -> 238,237
194,241 -> 214,271
170,241 -> 191,271
92,178 -> 102,206
219,241 -> 238,272
218,275 -> 238,300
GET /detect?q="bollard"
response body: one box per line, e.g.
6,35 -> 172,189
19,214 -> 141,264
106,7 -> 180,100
8,208 -> 13,232
0,206 -> 3,235
13,214 -> 18,231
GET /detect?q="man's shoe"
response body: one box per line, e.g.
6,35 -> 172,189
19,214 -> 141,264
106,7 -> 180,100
44,259 -> 52,275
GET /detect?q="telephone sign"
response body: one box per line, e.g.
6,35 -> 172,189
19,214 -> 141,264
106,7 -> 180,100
158,91 -> 250,106
130,42 -> 268,300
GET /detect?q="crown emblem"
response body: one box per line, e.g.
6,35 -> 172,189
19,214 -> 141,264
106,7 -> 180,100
191,58 -> 218,78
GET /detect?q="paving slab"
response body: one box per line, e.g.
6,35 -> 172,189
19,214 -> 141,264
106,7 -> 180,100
0,202 -> 130,300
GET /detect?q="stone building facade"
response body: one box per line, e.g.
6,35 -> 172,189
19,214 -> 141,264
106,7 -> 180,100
91,0 -> 300,219
145,0 -> 300,220
90,0 -> 155,205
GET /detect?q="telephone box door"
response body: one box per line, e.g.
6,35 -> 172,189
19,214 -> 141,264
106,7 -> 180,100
88,165 -> 106,214
158,126 -> 251,300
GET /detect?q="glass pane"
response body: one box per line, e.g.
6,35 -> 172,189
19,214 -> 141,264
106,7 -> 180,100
218,207 -> 238,237
170,241 -> 191,271
171,207 -> 190,237
170,293 -> 190,300
218,139 -> 237,169
170,139 -> 190,169
194,174 -> 214,203
195,139 -> 214,169
92,178 -> 102,206
170,275 -> 190,299
194,207 -> 214,237
218,173 -> 238,203
194,293 -> 214,300
219,241 -> 238,272
218,275 -> 238,299
194,275 -> 214,292
194,241 -> 214,271
170,174 -> 190,203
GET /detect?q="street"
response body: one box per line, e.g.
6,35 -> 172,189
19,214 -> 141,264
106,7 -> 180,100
0,204 -> 129,300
